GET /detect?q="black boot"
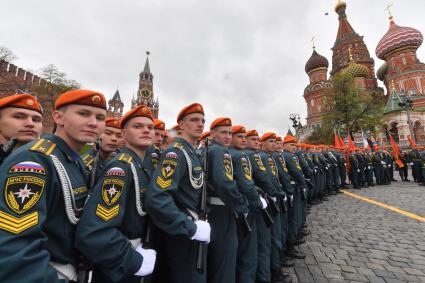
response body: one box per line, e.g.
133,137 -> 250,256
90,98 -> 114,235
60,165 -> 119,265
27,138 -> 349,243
286,245 -> 305,259
281,256 -> 295,267
271,269 -> 292,283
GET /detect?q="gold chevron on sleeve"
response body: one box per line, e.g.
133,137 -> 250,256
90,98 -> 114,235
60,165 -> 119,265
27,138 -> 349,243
96,204 -> 120,221
156,176 -> 172,189
0,210 -> 39,234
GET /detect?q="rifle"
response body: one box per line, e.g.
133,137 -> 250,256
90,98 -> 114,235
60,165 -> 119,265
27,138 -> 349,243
255,187 -> 274,227
235,212 -> 252,236
140,219 -> 152,283
0,138 -> 17,164
196,138 -> 209,273
78,140 -> 102,283
265,194 -> 279,216
89,138 -> 102,190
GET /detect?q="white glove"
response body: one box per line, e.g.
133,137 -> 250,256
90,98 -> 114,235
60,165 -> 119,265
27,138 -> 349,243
134,245 -> 157,276
289,194 -> 294,203
409,162 -> 414,166
283,195 -> 287,203
259,196 -> 267,209
191,220 -> 211,243
270,196 -> 277,203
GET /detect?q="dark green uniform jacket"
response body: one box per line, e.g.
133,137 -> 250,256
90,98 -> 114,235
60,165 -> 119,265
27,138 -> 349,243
76,147 -> 151,282
228,147 -> 262,209
244,149 -> 277,196
0,134 -> 88,283
143,145 -> 162,176
145,137 -> 203,237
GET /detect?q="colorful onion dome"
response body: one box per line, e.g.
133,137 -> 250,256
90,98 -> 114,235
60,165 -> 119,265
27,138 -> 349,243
376,20 -> 423,60
305,49 -> 329,74
343,49 -> 369,78
376,62 -> 388,81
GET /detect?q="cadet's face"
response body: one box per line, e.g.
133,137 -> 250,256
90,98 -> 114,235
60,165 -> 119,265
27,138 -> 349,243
153,129 -> 164,147
180,113 -> 205,140
212,126 -> 232,147
118,135 -> 126,148
54,105 -> 106,145
100,127 -> 122,153
284,142 -> 297,153
275,141 -> 283,151
263,139 -> 276,152
231,133 -> 247,149
247,136 -> 260,151
0,107 -> 43,144
124,117 -> 154,149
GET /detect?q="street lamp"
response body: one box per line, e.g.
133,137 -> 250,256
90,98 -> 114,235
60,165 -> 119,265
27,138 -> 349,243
289,113 -> 301,139
392,81 -> 416,144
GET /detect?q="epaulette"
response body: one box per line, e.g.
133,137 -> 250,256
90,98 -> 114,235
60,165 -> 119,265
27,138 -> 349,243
117,153 -> 133,164
30,138 -> 56,156
173,142 -> 184,150
81,151 -> 96,168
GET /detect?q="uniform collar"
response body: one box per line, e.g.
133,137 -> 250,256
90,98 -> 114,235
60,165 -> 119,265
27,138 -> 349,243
120,147 -> 144,166
45,134 -> 84,165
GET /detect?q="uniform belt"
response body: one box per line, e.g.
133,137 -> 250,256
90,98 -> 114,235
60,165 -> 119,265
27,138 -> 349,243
208,197 -> 225,206
129,238 -> 141,249
49,261 -> 78,281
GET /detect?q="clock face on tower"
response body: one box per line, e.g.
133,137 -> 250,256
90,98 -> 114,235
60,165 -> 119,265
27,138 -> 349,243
139,89 -> 152,100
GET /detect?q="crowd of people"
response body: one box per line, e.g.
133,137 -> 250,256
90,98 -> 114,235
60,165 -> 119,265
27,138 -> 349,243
0,90 -> 422,283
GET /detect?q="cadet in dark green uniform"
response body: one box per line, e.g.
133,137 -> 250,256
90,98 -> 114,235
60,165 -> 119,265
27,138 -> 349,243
145,103 -> 210,283
230,125 -> 266,283
81,117 -> 122,184
207,117 -> 249,283
0,93 -> 43,154
260,132 -> 292,283
245,129 -> 276,283
76,105 -> 157,282
143,119 -> 165,175
0,90 -> 107,283
281,135 -> 306,260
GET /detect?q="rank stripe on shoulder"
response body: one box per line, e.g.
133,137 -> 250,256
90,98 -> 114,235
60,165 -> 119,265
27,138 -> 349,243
118,153 -> 133,164
0,210 -> 38,234
30,139 -> 56,155
96,204 -> 120,221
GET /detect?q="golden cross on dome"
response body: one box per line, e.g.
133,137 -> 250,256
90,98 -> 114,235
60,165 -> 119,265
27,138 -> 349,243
391,80 -> 396,91
384,3 -> 394,20
311,36 -> 316,50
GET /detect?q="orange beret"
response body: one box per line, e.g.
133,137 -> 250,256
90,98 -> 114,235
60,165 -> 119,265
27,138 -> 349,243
260,132 -> 276,142
275,136 -> 282,142
210,117 -> 232,130
283,135 -> 297,144
0,94 -> 43,114
199,131 -> 210,141
119,105 -> 153,128
153,119 -> 165,130
177,103 -> 204,122
105,118 -> 120,129
54,89 -> 106,110
246,129 -> 259,137
232,125 -> 246,134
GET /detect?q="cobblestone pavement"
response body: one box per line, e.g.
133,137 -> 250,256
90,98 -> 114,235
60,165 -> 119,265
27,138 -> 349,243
284,176 -> 425,282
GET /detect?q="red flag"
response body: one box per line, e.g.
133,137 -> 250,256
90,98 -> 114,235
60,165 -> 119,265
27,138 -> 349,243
334,134 -> 341,148
407,135 -> 417,148
348,134 -> 355,150
339,135 -> 346,149
388,131 -> 404,168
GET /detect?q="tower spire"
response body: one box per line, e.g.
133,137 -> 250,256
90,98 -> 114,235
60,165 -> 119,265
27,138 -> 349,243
143,51 -> 151,74
384,3 -> 394,22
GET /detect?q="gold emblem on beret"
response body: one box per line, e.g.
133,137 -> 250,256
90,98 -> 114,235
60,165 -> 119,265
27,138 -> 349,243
142,107 -> 147,113
26,99 -> 34,106
242,127 -> 245,132
113,120 -> 118,126
92,95 -> 101,104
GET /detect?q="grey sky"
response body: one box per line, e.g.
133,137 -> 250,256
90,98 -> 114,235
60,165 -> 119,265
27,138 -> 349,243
1,0 -> 424,135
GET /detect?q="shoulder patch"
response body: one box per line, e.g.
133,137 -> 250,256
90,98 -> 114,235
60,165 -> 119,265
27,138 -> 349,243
165,151 -> 178,159
30,139 -> 56,156
254,154 -> 266,171
96,204 -> 120,221
9,161 -> 46,175
105,167 -> 126,177
4,175 -> 45,214
117,153 -> 133,164
224,154 -> 233,180
101,178 -> 124,205
0,210 -> 38,234
161,159 -> 177,178
241,157 -> 252,181
82,153 -> 95,168
268,158 -> 277,176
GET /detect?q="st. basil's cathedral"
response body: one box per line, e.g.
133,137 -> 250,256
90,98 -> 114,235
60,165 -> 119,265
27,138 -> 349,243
301,0 -> 425,146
